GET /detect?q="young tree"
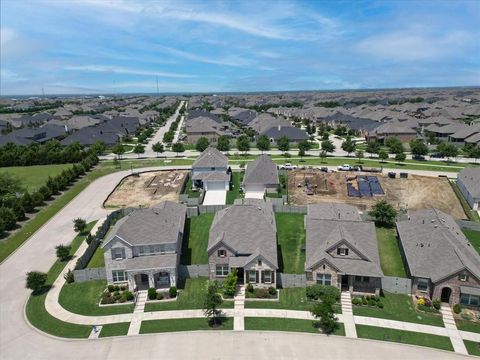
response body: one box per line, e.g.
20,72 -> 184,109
216,135 -> 230,152
172,142 -> 185,156
409,139 -> 428,158
12,201 -> 25,221
395,151 -> 406,163
223,269 -> 238,297
319,150 -> 327,163
152,142 -> 164,157
237,135 -> 250,154
468,146 -> 480,163
55,244 -> 72,262
133,144 -> 145,158
26,271 -> 48,292
21,191 -> 35,213
385,137 -> 404,154
277,136 -> 290,154
321,140 -> 335,154
298,140 -> 311,161
355,150 -> 364,163
195,137 -> 210,152
203,281 -> 224,326
378,150 -> 389,162
111,144 -> 125,160
0,207 -> 16,231
437,142 -> 459,161
256,135 -> 270,153
310,296 -> 338,334
341,136 -> 356,156
369,200 -> 398,227
365,141 -> 380,157
73,218 -> 87,233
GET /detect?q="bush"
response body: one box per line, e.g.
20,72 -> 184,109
114,292 -> 122,300
223,269 -> 237,297
113,285 -> 120,291
148,287 -> 157,300
107,285 -> 115,292
362,297 -> 368,306
169,286 -> 177,298
417,298 -> 425,306
306,285 -> 340,302
461,312 -> 473,321
268,286 -> 277,296
124,291 -> 134,301
254,288 -> 269,298
25,271 -> 48,292
156,292 -> 164,301
246,283 -> 254,293
55,244 -> 71,262
367,299 -> 376,307
120,285 -> 127,291
352,297 -> 361,306
377,302 -> 384,309
453,304 -> 462,314
101,292 -> 115,304
432,299 -> 441,310
64,269 -> 75,283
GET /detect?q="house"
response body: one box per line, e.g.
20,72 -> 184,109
207,200 -> 278,288
185,116 -> 226,144
396,209 -> 480,307
261,125 -> 309,143
366,122 -> 417,143
242,154 -> 279,198
457,168 -> 480,210
449,124 -> 480,145
191,147 -> 230,191
102,201 -> 186,291
60,126 -> 119,146
305,203 -> 383,295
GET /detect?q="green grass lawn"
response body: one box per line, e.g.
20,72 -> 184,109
356,325 -> 453,351
245,317 -> 345,336
59,280 -> 134,315
226,171 -> 243,204
375,227 -> 407,277
25,223 -> 96,338
276,213 -> 306,274
144,277 -> 233,312
0,164 -> 73,192
352,292 -> 443,327
184,176 -> 200,198
86,246 -> 105,268
465,340 -> 480,356
463,229 -> 480,255
456,319 -> 480,333
99,322 -> 130,337
181,213 -> 214,265
140,317 -> 233,334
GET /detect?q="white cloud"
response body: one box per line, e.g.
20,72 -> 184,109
63,65 -> 194,78
0,69 -> 27,82
154,46 -> 252,67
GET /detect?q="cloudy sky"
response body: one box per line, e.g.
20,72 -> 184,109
1,0 -> 479,95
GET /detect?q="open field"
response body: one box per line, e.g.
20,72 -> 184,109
0,164 -> 73,192
289,170 -> 466,219
104,170 -> 188,208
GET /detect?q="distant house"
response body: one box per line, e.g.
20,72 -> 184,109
449,124 -> 480,145
261,125 -> 309,143
0,124 -> 67,145
191,147 -> 230,191
102,201 -> 186,291
305,203 -> 383,295
457,168 -> 480,210
185,116 -> 226,145
396,209 -> 480,307
242,155 -> 279,197
207,200 -> 278,288
366,122 -> 417,143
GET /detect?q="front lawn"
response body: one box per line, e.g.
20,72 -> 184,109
356,325 -> 453,351
352,291 -> 443,327
181,213 -> 214,265
86,245 -> 105,268
465,340 -> 480,356
463,229 -> 480,255
99,322 -> 130,337
245,317 -> 345,336
276,213 -> 306,274
140,317 -> 233,334
375,227 -> 407,277
59,280 -> 134,315
456,319 -> 480,333
144,277 -> 233,312
226,171 -> 243,204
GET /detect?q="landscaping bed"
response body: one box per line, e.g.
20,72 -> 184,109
454,308 -> 480,333
245,317 -> 345,336
245,284 -> 278,299
139,317 -> 233,334
99,283 -> 135,306
146,286 -> 178,302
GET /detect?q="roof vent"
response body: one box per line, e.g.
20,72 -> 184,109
420,243 -> 424,247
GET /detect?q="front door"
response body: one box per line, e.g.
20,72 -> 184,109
236,268 -> 244,284
441,287 -> 452,303
341,275 -> 349,291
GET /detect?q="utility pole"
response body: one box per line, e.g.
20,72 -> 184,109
156,76 -> 159,97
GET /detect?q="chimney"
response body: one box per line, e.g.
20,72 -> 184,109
278,125 -> 281,131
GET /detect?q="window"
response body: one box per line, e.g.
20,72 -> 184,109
149,245 -> 155,254
111,247 -> 125,260
417,278 -> 429,292
217,249 -> 227,257
154,245 -> 161,253
263,271 -> 272,284
460,293 -> 479,307
248,271 -> 257,283
316,273 -> 332,286
112,270 -> 126,282
458,273 -> 469,282
138,246 -> 145,255
337,248 -> 349,256
258,260 -> 262,266
216,264 -> 229,277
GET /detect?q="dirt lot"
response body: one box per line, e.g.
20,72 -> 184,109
104,170 -> 188,208
289,170 -> 466,219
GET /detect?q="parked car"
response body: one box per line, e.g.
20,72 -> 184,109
412,155 -> 426,160
337,164 -> 352,171
280,163 -> 298,170
320,167 -> 329,172
430,153 -> 444,159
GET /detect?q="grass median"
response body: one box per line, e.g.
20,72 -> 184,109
140,317 -> 233,334
245,317 -> 345,336
99,322 -> 130,338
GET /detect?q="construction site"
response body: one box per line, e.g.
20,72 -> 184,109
104,170 -> 188,208
288,169 -> 467,219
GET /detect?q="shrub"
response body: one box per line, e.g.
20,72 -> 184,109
156,293 -> 164,301
25,271 -> 48,292
352,298 -> 361,306
148,287 -> 157,300
120,285 -> 127,291
453,304 -> 462,314
101,293 -> 115,304
424,298 -> 432,307
169,286 -> 177,298
107,285 -> 115,292
73,218 -> 87,233
124,291 -> 134,301
268,286 -> 277,296
367,299 -> 376,307
114,292 -> 122,301
432,299 -> 441,310
306,285 -> 340,302
254,288 -> 269,298
64,269 -> 75,283
113,285 -> 120,292
461,312 -> 472,321
417,298 -> 425,306
223,269 -> 238,297
246,283 -> 254,293
119,296 -> 126,303
362,297 -> 368,306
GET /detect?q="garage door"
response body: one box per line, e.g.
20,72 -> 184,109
205,181 -> 226,191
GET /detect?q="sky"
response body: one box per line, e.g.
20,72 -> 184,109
1,0 -> 479,95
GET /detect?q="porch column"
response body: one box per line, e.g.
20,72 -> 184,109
170,272 -> 176,287
148,272 -> 155,289
127,273 -> 135,291
348,275 -> 354,294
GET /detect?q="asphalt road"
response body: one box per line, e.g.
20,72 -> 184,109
0,166 -> 473,360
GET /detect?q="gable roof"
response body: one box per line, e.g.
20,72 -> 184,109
261,125 -> 309,141
243,155 -> 279,186
307,203 -> 362,221
185,116 -> 225,135
396,208 -> 480,282
208,201 -> 278,268
192,147 -> 228,168
458,168 -> 480,199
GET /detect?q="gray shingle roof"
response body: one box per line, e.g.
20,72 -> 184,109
458,168 -> 480,199
192,147 -> 228,168
120,253 -> 177,271
305,218 -> 383,277
261,125 -> 309,141
208,201 -> 278,268
192,172 -> 230,182
105,201 -> 186,247
243,155 -> 279,186
396,208 -> 480,282
307,203 -> 362,221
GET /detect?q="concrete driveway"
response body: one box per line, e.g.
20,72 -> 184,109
245,191 -> 264,199
203,190 -> 227,205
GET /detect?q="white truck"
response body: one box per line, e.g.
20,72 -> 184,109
337,164 -> 352,171
280,163 -> 298,170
